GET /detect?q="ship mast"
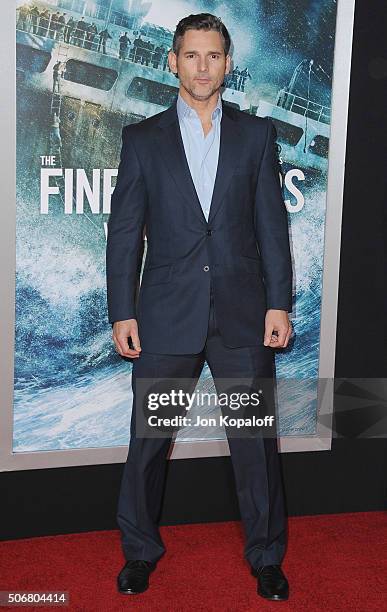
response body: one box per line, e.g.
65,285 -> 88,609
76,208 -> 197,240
287,59 -> 313,95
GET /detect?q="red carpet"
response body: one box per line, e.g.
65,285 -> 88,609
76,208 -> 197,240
0,512 -> 386,611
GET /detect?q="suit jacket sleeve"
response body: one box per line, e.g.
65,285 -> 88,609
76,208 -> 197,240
106,126 -> 147,323
254,117 -> 293,312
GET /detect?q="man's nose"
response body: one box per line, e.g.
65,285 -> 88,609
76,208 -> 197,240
197,57 -> 209,72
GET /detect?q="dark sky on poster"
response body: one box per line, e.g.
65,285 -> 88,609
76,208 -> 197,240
100,0 -> 336,104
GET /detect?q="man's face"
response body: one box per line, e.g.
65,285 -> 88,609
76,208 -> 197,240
169,29 -> 231,101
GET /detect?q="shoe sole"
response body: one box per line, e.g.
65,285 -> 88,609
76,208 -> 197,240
257,591 -> 289,601
117,587 -> 148,595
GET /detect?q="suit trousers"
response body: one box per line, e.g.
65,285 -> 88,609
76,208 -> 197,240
116,286 -> 287,568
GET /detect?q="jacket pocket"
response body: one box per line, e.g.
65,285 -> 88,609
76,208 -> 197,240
239,255 -> 261,274
141,263 -> 173,287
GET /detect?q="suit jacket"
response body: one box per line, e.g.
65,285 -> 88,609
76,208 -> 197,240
106,98 -> 293,354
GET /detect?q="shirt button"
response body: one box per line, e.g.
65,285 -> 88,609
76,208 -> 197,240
203,265 -> 210,272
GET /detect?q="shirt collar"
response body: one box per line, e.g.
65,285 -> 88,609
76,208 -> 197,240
176,92 -> 222,122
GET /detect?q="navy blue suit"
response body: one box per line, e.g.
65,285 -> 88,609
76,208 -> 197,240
106,99 -> 293,353
106,98 -> 293,569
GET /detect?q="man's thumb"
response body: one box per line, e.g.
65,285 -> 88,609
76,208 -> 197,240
263,328 -> 273,346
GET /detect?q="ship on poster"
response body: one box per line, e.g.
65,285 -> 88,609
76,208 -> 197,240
14,0 -> 337,451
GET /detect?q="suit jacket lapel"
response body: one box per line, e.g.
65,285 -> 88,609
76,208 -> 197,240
154,98 -> 242,225
155,103 -> 206,224
208,104 -> 241,224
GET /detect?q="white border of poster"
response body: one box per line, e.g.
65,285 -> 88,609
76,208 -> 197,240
0,0 -> 355,471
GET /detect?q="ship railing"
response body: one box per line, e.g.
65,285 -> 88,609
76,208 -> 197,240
276,88 -> 331,124
20,0 -> 134,28
16,14 -> 174,74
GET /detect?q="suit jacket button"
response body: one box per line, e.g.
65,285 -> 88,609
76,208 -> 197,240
207,229 -> 212,236
203,265 -> 209,272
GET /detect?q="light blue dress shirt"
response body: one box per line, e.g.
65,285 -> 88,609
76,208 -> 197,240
176,93 -> 222,222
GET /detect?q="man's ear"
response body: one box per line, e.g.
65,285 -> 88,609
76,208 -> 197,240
168,49 -> 178,75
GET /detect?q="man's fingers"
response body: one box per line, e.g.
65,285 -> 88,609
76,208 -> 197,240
111,319 -> 142,358
113,334 -> 141,358
130,329 -> 142,352
114,335 -> 129,356
273,324 -> 293,348
264,324 -> 291,348
263,324 -> 274,346
276,327 -> 288,346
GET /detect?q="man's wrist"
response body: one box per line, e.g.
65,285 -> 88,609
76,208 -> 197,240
266,307 -> 291,313
111,317 -> 136,326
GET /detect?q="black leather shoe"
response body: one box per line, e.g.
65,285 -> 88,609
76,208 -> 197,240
251,564 -> 289,600
117,559 -> 156,594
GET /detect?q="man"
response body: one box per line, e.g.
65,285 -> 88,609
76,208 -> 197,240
37,8 -> 50,37
143,39 -> 154,66
152,44 -> 163,69
16,3 -> 29,31
98,27 -> 111,54
119,32 -> 131,60
29,5 -> 40,35
74,16 -> 87,47
132,34 -> 145,63
85,22 -> 98,50
230,65 -> 240,90
106,13 -> 293,601
55,13 -> 66,42
49,11 -> 61,40
52,61 -> 65,94
239,66 -> 252,92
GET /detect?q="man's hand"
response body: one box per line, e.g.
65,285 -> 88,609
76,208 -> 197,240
112,319 -> 142,358
264,309 -> 292,348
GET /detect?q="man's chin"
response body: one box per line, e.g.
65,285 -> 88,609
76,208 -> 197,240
187,85 -> 219,101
